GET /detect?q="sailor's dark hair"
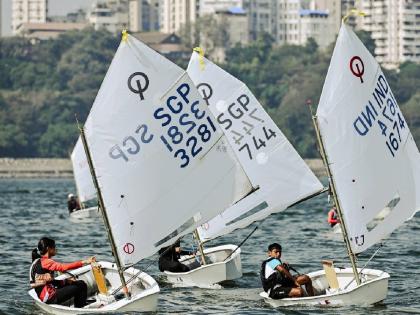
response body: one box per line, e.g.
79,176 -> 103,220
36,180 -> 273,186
268,243 -> 282,252
32,237 -> 55,261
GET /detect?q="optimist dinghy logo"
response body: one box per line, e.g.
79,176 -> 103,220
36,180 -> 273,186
197,82 -> 213,106
349,56 -> 365,83
123,242 -> 135,254
128,72 -> 150,100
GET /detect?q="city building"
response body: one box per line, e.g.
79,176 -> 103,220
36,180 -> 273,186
299,9 -> 335,49
243,0 -> 337,49
341,0 -> 357,28
310,0 -> 341,33
207,7 -> 248,61
159,0 -> 198,34
48,10 -> 87,24
354,0 -> 420,68
243,0 -> 278,41
16,22 -> 88,40
128,0 -> 159,32
12,0 -> 48,35
132,31 -> 189,59
214,7 -> 248,46
88,0 -> 129,33
199,0 -> 244,15
276,0 -> 301,45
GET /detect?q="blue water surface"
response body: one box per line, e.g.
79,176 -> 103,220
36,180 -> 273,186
0,178 -> 419,314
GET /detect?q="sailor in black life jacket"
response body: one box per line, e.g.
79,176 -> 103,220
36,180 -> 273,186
67,194 -> 81,214
260,243 -> 314,299
158,239 -> 198,273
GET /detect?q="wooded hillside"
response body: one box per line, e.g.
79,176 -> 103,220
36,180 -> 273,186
0,28 -> 419,157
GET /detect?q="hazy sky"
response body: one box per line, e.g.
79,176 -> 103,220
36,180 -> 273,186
1,0 -> 97,36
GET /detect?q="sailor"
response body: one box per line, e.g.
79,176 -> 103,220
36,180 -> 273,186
260,243 -> 314,299
158,239 -> 197,273
29,237 -> 95,307
328,206 -> 340,227
67,194 -> 81,214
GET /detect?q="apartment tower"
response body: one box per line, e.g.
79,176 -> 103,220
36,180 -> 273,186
12,0 -> 48,34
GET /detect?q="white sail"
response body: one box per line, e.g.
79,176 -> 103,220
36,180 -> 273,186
83,34 -> 252,266
71,136 -> 96,203
317,24 -> 420,254
187,52 -> 324,241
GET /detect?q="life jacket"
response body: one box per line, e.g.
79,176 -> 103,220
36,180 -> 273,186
328,209 -> 338,226
260,257 -> 285,292
29,258 -> 57,303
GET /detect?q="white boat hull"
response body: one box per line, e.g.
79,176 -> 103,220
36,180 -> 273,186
69,206 -> 100,220
260,267 -> 389,307
332,223 -> 342,234
164,244 -> 242,287
28,261 -> 159,314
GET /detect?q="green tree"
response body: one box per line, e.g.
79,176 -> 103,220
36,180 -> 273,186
0,27 -> 418,158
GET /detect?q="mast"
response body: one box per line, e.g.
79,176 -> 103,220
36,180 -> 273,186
193,230 -> 207,265
308,102 -> 361,285
79,124 -> 131,298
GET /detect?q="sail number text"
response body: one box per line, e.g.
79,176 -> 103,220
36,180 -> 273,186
353,74 -> 408,158
108,124 -> 154,162
154,82 -> 217,168
198,82 -> 277,161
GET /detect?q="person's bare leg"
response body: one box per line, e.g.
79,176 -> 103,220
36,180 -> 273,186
296,275 -> 314,296
288,287 -> 304,298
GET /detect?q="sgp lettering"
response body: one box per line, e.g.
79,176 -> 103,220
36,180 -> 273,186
154,81 -> 217,168
217,94 -> 250,130
109,124 -> 154,162
154,83 -> 194,126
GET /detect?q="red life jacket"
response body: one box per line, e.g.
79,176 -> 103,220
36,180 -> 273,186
29,256 -> 83,302
29,258 -> 57,302
328,209 -> 338,226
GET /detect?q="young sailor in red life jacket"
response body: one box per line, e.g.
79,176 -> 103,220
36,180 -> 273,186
29,237 -> 95,307
327,206 -> 340,227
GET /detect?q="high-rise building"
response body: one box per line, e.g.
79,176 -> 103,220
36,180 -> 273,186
12,0 -> 48,34
129,0 -> 160,32
243,0 -> 278,41
199,0 -> 244,15
310,0 -> 341,33
276,0 -> 301,45
299,8 -> 336,49
243,0 -> 337,49
210,7 -> 248,61
159,0 -> 198,34
88,0 -> 129,33
355,0 -> 420,68
214,7 -> 247,45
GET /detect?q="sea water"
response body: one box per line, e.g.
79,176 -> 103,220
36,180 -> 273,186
0,178 -> 419,314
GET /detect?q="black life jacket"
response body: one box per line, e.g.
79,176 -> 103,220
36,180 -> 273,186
260,257 -> 285,292
158,245 -> 181,272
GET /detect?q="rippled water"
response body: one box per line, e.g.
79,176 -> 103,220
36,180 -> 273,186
0,178 -> 419,314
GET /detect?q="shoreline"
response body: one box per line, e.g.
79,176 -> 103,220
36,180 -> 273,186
0,158 -> 326,178
0,158 -> 73,178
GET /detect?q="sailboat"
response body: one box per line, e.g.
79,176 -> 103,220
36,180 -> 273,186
260,22 -> 420,306
161,52 -> 325,287
332,223 -> 342,234
69,136 -> 100,220
28,31 -> 254,313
